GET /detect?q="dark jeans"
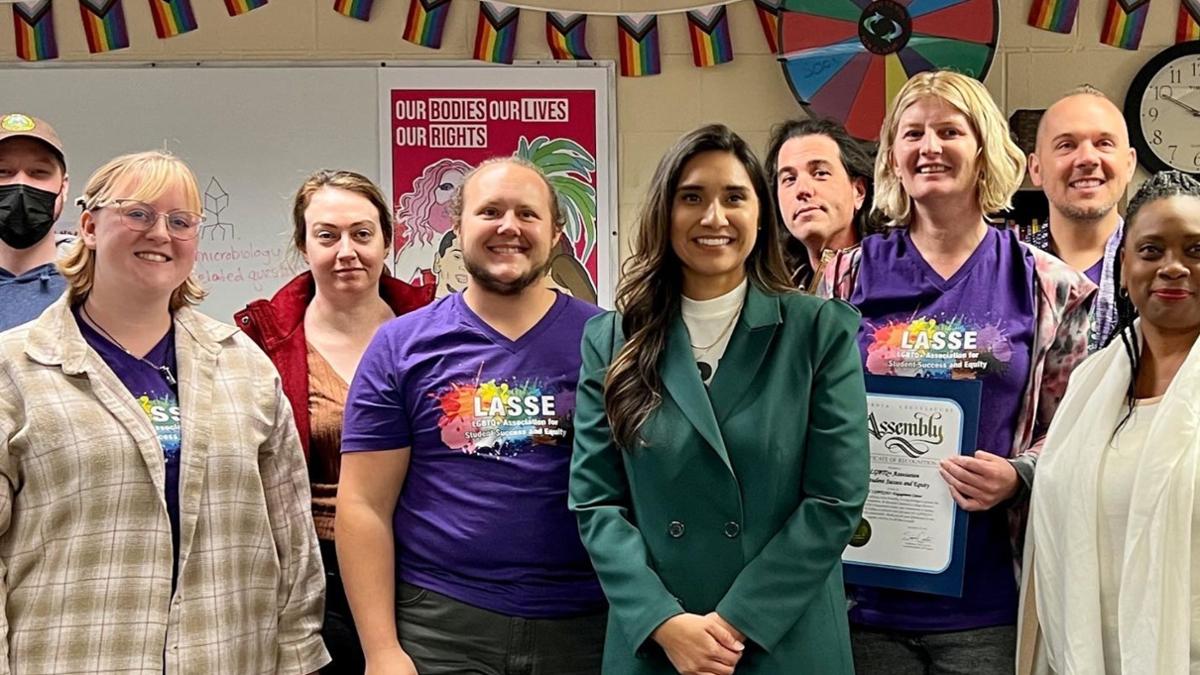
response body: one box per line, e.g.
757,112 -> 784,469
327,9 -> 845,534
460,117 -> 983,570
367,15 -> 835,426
395,582 -> 606,675
320,539 -> 365,674
850,624 -> 1016,675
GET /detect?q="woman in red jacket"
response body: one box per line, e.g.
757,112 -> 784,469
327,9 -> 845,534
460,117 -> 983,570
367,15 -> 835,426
236,170 -> 431,673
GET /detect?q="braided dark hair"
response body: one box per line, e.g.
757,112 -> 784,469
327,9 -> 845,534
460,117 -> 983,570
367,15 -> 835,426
1108,170 -> 1200,432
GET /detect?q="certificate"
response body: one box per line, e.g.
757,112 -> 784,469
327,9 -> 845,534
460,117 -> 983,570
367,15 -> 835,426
842,375 -> 981,597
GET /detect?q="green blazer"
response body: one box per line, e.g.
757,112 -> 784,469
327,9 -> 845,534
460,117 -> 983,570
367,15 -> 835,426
570,285 -> 869,674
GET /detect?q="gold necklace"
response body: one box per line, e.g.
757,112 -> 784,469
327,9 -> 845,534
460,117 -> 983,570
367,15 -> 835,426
688,301 -> 743,352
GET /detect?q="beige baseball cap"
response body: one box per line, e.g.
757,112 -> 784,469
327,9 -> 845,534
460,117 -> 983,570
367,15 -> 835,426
0,113 -> 65,168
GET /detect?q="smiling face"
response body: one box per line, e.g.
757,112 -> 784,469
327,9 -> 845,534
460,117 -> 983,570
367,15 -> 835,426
81,175 -> 197,307
775,133 -> 865,254
669,150 -> 759,300
1030,94 -> 1136,224
1121,194 -> 1200,337
457,162 -> 560,296
302,186 -> 388,299
891,96 -> 981,208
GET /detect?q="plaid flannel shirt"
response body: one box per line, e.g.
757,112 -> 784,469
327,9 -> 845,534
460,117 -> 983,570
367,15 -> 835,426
0,297 -> 329,674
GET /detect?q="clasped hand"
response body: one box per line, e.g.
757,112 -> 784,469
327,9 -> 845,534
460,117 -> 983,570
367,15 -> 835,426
938,450 -> 1020,511
652,612 -> 746,675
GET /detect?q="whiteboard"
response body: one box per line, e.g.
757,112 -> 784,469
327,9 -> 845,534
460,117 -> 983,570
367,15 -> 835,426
0,63 -> 617,320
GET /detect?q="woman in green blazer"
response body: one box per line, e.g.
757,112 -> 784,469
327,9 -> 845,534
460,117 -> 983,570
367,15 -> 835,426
570,124 -> 870,675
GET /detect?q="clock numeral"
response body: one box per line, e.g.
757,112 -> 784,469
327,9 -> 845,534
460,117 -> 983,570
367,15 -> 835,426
1193,61 -> 1200,78
1151,129 -> 1163,145
1154,85 -> 1175,100
1170,68 -> 1182,84
1148,106 -> 1160,120
1193,152 -> 1200,168
1168,144 -> 1179,162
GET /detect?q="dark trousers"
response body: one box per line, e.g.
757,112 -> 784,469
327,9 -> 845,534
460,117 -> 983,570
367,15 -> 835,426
395,581 -> 606,675
320,539 -> 365,674
850,624 -> 1016,675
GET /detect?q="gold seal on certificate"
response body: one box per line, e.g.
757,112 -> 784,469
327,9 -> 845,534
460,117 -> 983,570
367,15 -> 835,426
843,375 -> 980,596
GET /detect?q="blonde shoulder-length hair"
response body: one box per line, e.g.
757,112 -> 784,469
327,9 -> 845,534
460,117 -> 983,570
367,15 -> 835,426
874,70 -> 1026,227
59,150 -> 206,311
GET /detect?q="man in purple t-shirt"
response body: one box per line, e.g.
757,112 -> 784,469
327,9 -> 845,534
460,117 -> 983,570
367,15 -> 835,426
336,157 -> 606,675
1027,86 -> 1134,349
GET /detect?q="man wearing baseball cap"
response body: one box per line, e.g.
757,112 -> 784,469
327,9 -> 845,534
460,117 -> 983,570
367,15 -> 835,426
0,112 -> 70,333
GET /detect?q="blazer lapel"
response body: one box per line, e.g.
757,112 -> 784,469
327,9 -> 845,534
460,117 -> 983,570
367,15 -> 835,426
709,286 -> 780,422
661,314 -> 732,470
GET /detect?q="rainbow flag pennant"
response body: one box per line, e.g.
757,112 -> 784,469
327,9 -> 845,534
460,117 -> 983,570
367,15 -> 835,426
78,0 -> 128,52
333,0 -> 372,21
403,0 -> 451,48
617,14 -> 661,77
12,0 -> 58,61
687,5 -> 734,68
1027,0 -> 1079,33
753,0 -> 780,53
223,0 -> 266,17
473,2 -> 519,64
147,0 -> 196,38
1179,0 -> 1200,41
546,11 -> 590,60
1101,0 -> 1150,49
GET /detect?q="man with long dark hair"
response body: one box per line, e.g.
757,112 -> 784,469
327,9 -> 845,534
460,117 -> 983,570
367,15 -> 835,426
764,117 -> 878,292
336,156 -> 607,675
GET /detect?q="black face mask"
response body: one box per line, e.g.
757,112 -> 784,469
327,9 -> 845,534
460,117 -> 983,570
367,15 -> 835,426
0,183 -> 59,250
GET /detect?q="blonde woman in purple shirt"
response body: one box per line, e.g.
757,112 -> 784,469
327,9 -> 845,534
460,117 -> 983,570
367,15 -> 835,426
819,70 -> 1094,673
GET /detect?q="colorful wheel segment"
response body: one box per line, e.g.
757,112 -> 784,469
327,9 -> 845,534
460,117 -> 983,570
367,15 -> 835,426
779,0 -> 998,141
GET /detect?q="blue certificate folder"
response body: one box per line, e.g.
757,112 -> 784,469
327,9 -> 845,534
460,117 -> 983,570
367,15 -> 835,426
843,375 -> 982,597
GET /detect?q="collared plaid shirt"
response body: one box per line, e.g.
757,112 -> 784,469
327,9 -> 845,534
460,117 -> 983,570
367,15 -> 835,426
1025,220 -> 1122,352
0,297 -> 329,674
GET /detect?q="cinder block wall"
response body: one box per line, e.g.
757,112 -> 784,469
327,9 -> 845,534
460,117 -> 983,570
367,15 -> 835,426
1,0 -> 1177,255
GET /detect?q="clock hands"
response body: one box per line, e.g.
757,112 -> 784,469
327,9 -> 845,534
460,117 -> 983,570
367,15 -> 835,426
1162,93 -> 1200,117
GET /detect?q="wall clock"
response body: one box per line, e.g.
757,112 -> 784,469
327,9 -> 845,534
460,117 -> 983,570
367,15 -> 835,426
1124,40 -> 1200,176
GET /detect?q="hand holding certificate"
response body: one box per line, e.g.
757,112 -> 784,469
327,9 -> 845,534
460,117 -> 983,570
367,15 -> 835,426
842,375 -> 981,597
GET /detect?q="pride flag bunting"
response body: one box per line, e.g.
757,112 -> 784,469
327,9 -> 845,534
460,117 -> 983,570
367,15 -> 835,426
403,0 -> 451,48
147,0 -> 196,38
1100,0 -> 1150,49
12,0 -> 58,61
546,11 -> 590,60
78,0 -> 129,52
617,13 -> 661,77
687,4 -> 733,68
333,0 -> 372,21
473,2 -> 519,64
223,0 -> 266,17
1027,0 -> 1079,33
1179,0 -> 1200,41
753,0 -> 780,53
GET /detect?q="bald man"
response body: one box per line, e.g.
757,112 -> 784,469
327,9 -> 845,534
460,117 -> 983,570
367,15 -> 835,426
1027,86 -> 1136,350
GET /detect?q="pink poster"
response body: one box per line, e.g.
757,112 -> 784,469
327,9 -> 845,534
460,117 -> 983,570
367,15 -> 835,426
387,87 -> 603,304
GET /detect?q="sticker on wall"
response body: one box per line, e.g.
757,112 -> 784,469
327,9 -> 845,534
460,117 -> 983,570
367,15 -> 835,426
779,0 -> 999,141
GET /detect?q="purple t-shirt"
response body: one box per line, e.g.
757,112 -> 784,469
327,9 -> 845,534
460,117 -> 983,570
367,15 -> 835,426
1084,257 -> 1103,286
341,291 -> 606,618
74,307 -> 182,581
847,227 -> 1035,632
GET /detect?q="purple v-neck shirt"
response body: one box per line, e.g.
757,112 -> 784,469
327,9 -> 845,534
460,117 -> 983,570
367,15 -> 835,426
342,291 -> 605,618
847,227 -> 1036,632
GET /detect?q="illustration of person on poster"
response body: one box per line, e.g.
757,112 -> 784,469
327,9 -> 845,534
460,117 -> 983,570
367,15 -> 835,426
388,89 -> 604,303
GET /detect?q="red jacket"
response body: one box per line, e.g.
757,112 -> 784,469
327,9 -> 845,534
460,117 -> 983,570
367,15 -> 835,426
234,271 -> 432,458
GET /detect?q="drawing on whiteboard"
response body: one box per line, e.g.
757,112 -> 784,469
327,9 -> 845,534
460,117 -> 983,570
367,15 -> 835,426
392,137 -> 597,303
201,177 -> 235,241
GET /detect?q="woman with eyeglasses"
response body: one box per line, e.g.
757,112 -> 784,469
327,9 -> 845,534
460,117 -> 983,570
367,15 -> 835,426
0,151 -> 329,673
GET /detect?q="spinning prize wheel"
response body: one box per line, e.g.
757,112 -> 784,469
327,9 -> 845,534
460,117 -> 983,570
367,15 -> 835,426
780,0 -> 999,141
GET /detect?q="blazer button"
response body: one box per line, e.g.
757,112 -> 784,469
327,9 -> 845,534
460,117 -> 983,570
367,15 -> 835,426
724,521 -> 741,538
667,521 -> 685,538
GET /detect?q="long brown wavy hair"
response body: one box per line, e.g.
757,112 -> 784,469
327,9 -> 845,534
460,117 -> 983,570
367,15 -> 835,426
604,124 -> 794,450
